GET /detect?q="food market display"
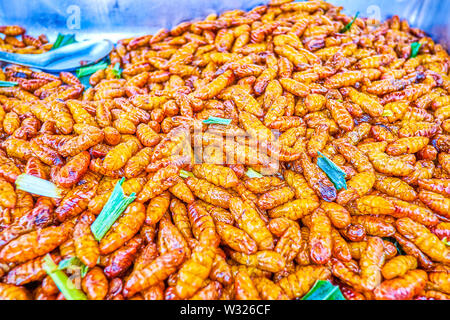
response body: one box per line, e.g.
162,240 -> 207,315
0,0 -> 449,300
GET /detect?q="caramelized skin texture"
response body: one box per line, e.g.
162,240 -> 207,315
0,1 -> 449,300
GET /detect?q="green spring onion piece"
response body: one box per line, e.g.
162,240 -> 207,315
42,254 -> 87,300
245,168 -> 263,178
0,81 -> 18,87
58,257 -> 89,277
51,33 -> 76,50
112,63 -> 122,78
90,177 -> 136,241
317,151 -> 347,190
301,280 -> 346,300
202,116 -> 232,125
76,61 -> 108,78
382,109 -> 394,117
410,42 -> 422,58
15,174 -> 63,198
180,170 -> 194,179
340,12 -> 360,33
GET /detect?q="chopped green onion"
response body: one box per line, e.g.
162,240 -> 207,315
51,33 -> 76,50
245,168 -> 263,178
443,237 -> 450,246
302,280 -> 345,300
15,174 -> 63,198
58,257 -> 89,277
43,254 -> 87,300
90,177 -> 136,241
202,116 -> 232,125
76,61 -> 108,78
0,81 -> 18,87
410,42 -> 422,58
112,63 -> 122,78
382,109 -> 394,117
340,12 -> 360,33
317,151 -> 347,191
180,170 -> 194,179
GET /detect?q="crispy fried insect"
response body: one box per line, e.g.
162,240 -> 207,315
356,195 -> 396,216
257,186 -> 295,210
104,236 -> 143,278
352,216 -> 395,237
386,137 -> 429,156
374,270 -> 428,300
234,270 -> 260,300
59,126 -> 104,157
388,197 -> 439,227
230,197 -> 273,250
192,164 -> 238,188
124,249 -> 185,298
103,138 -> 140,171
185,176 -> 232,209
396,217 -> 450,264
427,272 -> 450,295
53,151 -> 90,188
73,212 -> 99,268
268,218 -> 302,262
82,267 -> 109,300
277,265 -> 331,299
0,283 -> 31,300
342,87 -> 383,117
216,222 -> 257,255
187,201 -> 219,247
297,151 -> 337,202
137,165 -> 179,203
320,202 -> 351,229
99,202 -> 146,255
337,171 -> 375,205
230,250 -> 285,273
0,223 -> 71,263
268,198 -> 319,220
145,191 -> 170,225
374,174 -> 417,201
381,255 -> 418,280
55,181 -> 98,222
124,147 -> 153,178
418,190 -> 450,219
175,243 -> 216,299
367,149 -> 414,177
308,209 -> 332,265
0,178 -> 16,209
4,254 -> 60,286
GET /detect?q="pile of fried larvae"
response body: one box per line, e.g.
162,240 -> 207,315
0,0 -> 449,300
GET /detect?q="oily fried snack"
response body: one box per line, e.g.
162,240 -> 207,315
1,0 -> 450,300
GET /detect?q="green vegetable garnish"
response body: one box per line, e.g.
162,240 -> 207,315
340,12 -> 360,33
245,168 -> 263,178
0,81 -> 18,87
90,177 -> 136,241
76,61 -> 108,78
442,237 -> 450,246
410,42 -> 422,58
302,280 -> 345,300
180,169 -> 194,179
317,151 -> 347,190
202,116 -> 232,125
15,174 -> 63,198
42,254 -> 87,300
51,33 -> 76,50
58,257 -> 89,278
382,109 -> 394,117
112,63 -> 122,78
